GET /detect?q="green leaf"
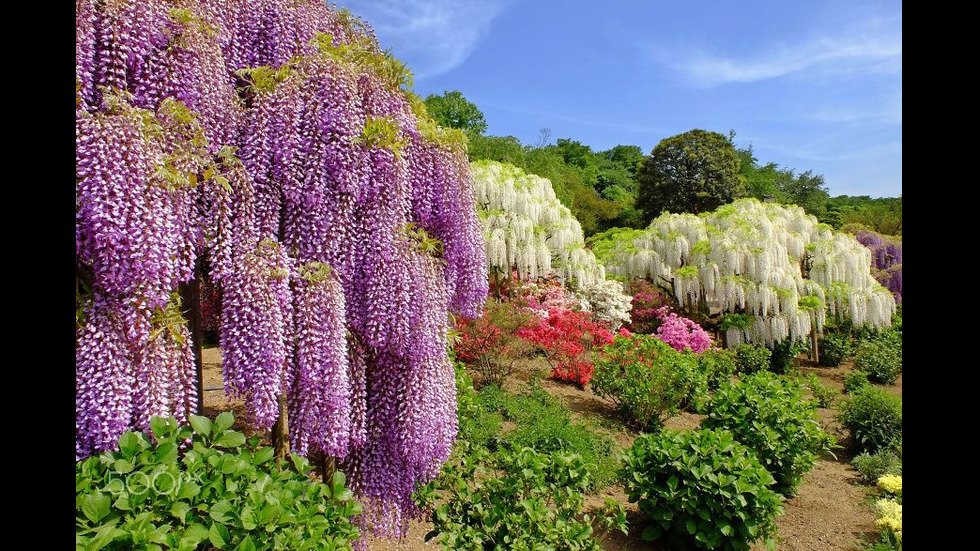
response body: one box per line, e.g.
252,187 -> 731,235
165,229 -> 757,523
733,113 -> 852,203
118,432 -> 142,456
113,459 -> 135,474
214,431 -> 246,448
171,502 -> 191,523
210,500 -> 235,523
150,417 -> 174,439
641,524 -> 663,541
87,520 -> 122,550
208,522 -> 231,549
252,447 -> 274,465
182,523 -> 210,546
214,411 -> 235,432
235,536 -> 257,551
686,519 -> 698,535
189,415 -> 212,437
114,493 -> 132,511
177,481 -> 201,500
82,492 -> 111,524
156,442 -> 179,464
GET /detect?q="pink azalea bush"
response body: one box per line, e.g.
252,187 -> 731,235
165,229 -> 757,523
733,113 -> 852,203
653,307 -> 713,353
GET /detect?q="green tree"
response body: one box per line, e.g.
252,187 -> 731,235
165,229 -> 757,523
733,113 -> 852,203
601,145 -> 645,175
467,134 -> 525,165
423,90 -> 488,134
636,129 -> 745,223
737,146 -> 781,200
777,169 -> 829,216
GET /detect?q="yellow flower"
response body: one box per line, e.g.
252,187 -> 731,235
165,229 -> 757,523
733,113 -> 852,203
878,474 -> 903,494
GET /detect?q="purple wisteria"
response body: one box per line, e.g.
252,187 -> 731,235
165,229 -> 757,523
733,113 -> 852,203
852,227 -> 903,303
75,0 -> 487,534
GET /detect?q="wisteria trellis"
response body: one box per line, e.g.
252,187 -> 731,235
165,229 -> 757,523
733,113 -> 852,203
75,0 -> 486,534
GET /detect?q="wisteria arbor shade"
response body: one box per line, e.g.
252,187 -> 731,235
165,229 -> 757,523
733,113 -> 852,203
76,0 -> 487,535
598,199 -> 894,346
471,160 -> 605,286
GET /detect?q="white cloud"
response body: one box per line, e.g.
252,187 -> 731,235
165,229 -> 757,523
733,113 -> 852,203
660,19 -> 902,86
340,0 -> 511,79
810,90 -> 902,125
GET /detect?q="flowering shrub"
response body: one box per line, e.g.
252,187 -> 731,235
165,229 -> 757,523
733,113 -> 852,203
874,498 -> 903,548
519,309 -> 614,386
575,279 -> 633,329
878,474 -> 903,496
513,276 -> 582,317
847,224 -> 903,304
624,280 -> 671,334
456,298 -> 533,387
592,335 -> 698,429
653,307 -> 713,353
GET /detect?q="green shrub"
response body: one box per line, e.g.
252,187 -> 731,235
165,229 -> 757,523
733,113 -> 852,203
687,348 -> 738,412
803,373 -> 838,408
698,347 -> 738,389
854,334 -> 902,384
491,385 -> 619,490
818,333 -> 853,367
75,413 -> 361,550
426,446 -> 626,550
768,339 -> 803,374
593,335 -> 699,429
622,429 -> 783,550
703,372 -> 835,495
844,370 -> 871,394
851,451 -> 902,485
454,364 -> 502,450
733,344 -> 771,374
837,387 -> 903,453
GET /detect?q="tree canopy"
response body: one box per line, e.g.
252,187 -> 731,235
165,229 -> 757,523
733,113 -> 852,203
636,129 -> 745,223
424,90 -> 488,134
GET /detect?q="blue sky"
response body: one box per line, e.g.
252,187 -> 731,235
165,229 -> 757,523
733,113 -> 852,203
339,1 -> 902,198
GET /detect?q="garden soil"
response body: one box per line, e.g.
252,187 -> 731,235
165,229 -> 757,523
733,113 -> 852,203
201,349 -> 895,550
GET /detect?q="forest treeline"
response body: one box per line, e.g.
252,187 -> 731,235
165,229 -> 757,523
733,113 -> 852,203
424,91 -> 902,237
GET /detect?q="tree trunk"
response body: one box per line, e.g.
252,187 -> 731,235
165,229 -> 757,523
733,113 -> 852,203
178,258 -> 205,415
272,387 -> 290,461
321,456 -> 336,484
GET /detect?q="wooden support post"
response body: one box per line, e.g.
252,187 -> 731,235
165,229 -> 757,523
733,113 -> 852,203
810,327 -> 820,364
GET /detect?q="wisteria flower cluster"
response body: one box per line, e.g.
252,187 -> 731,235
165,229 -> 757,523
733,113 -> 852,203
76,0 -> 487,536
849,225 -> 903,303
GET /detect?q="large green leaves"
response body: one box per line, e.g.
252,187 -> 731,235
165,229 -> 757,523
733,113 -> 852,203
76,414 -> 361,550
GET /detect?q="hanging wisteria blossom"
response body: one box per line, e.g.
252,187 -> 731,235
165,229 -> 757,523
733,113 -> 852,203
75,0 -> 487,536
471,160 -> 606,286
596,199 -> 894,346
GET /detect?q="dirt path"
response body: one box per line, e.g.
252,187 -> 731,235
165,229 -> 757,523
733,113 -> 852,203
199,348 -> 896,550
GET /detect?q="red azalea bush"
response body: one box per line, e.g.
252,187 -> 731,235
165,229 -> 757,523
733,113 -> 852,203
625,280 -> 671,334
519,309 -> 615,387
455,298 -> 533,387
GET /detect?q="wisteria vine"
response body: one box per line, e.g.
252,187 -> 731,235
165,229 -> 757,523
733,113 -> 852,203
75,0 -> 487,535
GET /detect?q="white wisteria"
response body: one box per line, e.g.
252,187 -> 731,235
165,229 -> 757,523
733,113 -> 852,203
599,199 -> 895,346
471,160 -> 605,286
